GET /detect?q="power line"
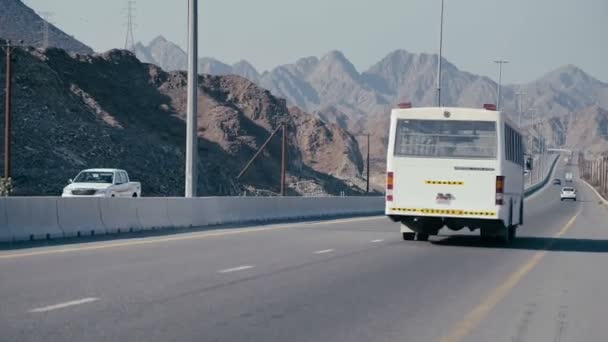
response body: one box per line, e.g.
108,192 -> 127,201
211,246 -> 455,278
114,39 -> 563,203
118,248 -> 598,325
124,0 -> 136,51
515,89 -> 527,126
436,0 -> 445,107
39,11 -> 54,49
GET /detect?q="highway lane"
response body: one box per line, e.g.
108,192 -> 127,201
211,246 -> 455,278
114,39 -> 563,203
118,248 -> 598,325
1,161 -> 607,341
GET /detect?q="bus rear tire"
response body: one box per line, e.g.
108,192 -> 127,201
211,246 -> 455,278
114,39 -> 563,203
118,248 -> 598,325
519,202 -> 524,225
480,228 -> 493,242
508,225 -> 517,241
402,232 -> 415,241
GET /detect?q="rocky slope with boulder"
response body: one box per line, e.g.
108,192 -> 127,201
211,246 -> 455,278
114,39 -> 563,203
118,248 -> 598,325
0,44 -> 366,196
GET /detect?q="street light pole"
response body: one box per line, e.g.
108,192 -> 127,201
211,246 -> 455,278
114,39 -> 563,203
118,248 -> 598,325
281,122 -> 286,196
366,133 -> 370,193
185,0 -> 199,197
3,41 -> 13,180
436,0 -> 445,107
515,90 -> 527,126
354,133 -> 371,193
494,60 -> 508,110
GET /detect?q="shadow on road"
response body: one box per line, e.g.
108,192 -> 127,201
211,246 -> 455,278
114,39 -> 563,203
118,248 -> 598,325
432,235 -> 608,253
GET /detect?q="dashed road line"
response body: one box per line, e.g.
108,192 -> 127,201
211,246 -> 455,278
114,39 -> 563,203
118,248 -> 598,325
440,210 -> 580,342
29,297 -> 99,313
314,249 -> 335,254
371,239 -> 384,243
0,216 -> 384,260
218,265 -> 255,274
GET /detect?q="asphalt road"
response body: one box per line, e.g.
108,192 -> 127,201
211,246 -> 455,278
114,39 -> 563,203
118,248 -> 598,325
1,161 -> 607,342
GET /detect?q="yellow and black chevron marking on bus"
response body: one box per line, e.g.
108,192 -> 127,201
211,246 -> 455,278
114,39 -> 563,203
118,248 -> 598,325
390,208 -> 496,217
424,180 -> 465,185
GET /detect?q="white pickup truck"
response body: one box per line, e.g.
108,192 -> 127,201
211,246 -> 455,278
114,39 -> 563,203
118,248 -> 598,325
62,169 -> 142,197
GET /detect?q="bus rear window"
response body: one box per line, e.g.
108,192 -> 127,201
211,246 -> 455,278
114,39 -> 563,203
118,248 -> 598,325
394,119 -> 497,159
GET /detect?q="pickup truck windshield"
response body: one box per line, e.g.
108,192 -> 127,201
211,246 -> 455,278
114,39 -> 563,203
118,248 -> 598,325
74,172 -> 114,183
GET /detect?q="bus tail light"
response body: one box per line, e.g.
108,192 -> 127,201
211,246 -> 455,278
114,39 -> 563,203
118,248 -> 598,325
484,104 -> 497,111
495,176 -> 505,205
386,172 -> 394,201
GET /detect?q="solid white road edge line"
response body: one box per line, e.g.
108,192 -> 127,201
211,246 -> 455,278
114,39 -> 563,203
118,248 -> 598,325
29,297 -> 99,313
580,176 -> 608,205
218,265 -> 255,274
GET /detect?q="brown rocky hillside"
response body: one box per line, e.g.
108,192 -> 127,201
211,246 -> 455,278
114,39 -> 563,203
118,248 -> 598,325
526,106 -> 608,156
0,0 -> 93,54
0,44 -> 366,196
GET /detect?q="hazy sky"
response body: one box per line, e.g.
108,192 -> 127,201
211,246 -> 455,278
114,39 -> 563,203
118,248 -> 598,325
22,0 -> 608,83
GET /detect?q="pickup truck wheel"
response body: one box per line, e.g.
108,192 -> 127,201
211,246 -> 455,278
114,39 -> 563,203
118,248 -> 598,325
132,193 -> 138,198
402,232 -> 415,241
111,194 -> 115,198
415,233 -> 429,242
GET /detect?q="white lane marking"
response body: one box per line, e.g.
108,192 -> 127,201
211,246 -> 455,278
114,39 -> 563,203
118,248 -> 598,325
371,239 -> 384,243
218,265 -> 255,274
29,297 -> 99,313
314,249 -> 335,254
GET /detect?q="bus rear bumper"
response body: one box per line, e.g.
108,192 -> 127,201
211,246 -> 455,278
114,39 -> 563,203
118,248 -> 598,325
387,211 -> 505,233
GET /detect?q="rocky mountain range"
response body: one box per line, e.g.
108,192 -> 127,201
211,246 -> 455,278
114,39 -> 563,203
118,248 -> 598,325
3,0 -> 608,193
0,0 -> 93,54
527,106 -> 608,156
136,36 -> 608,188
0,42 -> 367,196
135,36 -> 608,125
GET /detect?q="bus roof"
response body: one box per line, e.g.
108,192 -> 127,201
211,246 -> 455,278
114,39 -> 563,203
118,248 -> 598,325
390,106 -> 522,133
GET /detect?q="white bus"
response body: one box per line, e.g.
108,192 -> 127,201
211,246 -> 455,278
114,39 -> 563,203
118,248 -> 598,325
385,104 -> 526,243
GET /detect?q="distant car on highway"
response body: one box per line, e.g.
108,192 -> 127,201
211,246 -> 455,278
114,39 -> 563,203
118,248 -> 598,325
553,179 -> 562,185
560,187 -> 577,201
62,169 -> 141,197
565,172 -> 574,182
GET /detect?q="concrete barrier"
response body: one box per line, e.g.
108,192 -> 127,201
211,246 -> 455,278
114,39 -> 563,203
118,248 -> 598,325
167,198 -> 195,228
0,195 -> 384,243
134,198 -> 171,230
57,198 -> 106,237
99,198 -> 141,233
5,197 -> 63,241
525,154 -> 560,197
0,156 -> 556,244
0,200 -> 10,242
191,198 -> 223,227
